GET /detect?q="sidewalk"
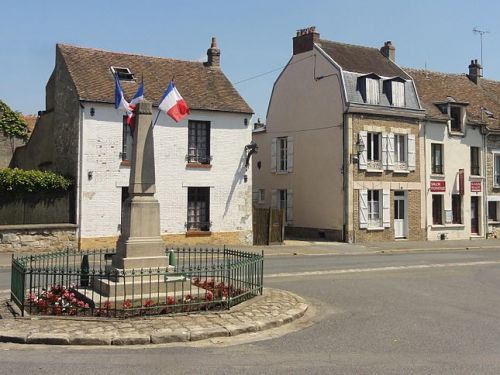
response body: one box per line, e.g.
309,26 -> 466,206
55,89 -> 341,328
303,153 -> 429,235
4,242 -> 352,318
0,288 -> 307,346
1,239 -> 500,268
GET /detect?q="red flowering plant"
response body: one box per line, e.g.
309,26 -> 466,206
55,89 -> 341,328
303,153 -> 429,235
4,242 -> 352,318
27,284 -> 89,316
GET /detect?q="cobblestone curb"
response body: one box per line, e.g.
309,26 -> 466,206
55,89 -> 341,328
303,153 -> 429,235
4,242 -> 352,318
0,288 -> 307,346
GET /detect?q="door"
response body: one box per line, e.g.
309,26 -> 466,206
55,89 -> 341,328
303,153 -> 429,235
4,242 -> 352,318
471,196 -> 479,234
394,191 -> 407,238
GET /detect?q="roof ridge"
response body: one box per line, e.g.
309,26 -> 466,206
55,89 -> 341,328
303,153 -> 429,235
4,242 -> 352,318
319,38 -> 380,52
404,67 -> 468,78
57,43 -> 205,65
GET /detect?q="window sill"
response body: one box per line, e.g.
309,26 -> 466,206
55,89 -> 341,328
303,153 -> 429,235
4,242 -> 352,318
186,163 -> 212,169
469,175 -> 484,179
365,169 -> 384,173
449,130 -> 464,136
430,174 -> 445,179
185,231 -> 212,237
366,226 -> 385,231
393,170 -> 410,174
120,160 -> 131,167
430,224 -> 464,228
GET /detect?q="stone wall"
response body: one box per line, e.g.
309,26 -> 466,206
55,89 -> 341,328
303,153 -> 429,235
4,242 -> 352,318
0,133 -> 24,168
0,224 -> 77,252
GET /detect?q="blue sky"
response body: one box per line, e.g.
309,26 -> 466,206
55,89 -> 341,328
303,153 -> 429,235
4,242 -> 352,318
1,0 -> 499,122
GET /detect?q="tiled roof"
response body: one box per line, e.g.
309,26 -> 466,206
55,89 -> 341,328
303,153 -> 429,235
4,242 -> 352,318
57,44 -> 253,114
318,40 -> 410,79
22,115 -> 37,134
405,68 -> 500,129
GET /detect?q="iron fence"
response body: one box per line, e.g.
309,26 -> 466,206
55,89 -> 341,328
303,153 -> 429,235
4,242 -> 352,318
10,247 -> 264,318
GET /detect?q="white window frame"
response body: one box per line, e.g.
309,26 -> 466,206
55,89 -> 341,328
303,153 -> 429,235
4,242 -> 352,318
367,132 -> 381,162
494,152 -> 500,187
258,188 -> 265,204
394,134 -> 407,163
367,190 -> 381,228
277,137 -> 288,172
449,104 -> 466,133
431,143 -> 444,175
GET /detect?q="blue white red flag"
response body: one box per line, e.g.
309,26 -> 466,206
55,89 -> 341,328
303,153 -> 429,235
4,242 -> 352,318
158,80 -> 190,123
114,74 -> 131,116
126,80 -> 145,125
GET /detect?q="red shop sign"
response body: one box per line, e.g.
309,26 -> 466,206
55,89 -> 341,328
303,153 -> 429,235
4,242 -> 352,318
430,180 -> 446,192
471,181 -> 482,192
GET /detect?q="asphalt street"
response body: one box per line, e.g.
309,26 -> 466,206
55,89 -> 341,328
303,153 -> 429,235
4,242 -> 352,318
2,249 -> 500,374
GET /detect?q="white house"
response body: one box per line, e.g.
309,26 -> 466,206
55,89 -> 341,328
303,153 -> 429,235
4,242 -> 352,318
14,39 -> 254,248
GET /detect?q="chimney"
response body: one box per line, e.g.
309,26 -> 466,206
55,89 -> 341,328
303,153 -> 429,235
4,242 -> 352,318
206,37 -> 220,68
293,26 -> 320,55
380,41 -> 396,62
468,59 -> 482,84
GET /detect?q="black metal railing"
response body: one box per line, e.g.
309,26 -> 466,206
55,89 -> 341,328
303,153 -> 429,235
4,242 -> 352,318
432,164 -> 443,174
10,247 -> 263,318
185,221 -> 212,232
186,153 -> 212,164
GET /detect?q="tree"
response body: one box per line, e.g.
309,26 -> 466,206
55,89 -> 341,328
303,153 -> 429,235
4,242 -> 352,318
0,100 -> 29,141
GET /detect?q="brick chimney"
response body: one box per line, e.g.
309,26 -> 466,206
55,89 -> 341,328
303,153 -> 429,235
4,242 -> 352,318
380,41 -> 395,62
206,37 -> 220,68
468,59 -> 482,84
293,26 -> 320,55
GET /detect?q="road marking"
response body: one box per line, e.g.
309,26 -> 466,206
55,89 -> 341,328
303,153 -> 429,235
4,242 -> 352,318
265,260 -> 500,278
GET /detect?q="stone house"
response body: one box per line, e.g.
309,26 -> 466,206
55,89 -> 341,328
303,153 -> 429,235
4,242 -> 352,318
13,39 -> 254,248
407,63 -> 495,240
252,28 -> 426,243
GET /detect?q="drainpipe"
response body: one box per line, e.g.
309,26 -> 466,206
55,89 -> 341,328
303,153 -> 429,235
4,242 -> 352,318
483,127 -> 490,238
77,102 -> 85,250
423,120 -> 428,240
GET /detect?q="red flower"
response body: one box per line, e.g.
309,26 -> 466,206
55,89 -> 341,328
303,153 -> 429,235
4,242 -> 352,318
167,296 -> 174,305
205,291 -> 214,301
122,299 -> 132,309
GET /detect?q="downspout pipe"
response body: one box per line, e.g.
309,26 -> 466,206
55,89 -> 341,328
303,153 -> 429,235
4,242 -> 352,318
77,102 -> 85,250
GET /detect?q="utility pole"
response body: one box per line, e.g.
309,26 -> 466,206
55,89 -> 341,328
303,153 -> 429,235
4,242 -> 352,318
473,27 -> 489,74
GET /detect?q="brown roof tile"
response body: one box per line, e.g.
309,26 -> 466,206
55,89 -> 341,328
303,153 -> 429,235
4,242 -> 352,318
405,68 -> 500,129
57,44 -> 253,114
318,40 -> 410,79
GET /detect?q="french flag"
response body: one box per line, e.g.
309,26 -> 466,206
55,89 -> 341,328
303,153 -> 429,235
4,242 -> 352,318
114,74 -> 131,115
126,80 -> 144,125
158,80 -> 190,123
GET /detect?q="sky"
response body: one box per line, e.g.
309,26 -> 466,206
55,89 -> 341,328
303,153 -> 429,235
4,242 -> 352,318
1,0 -> 499,122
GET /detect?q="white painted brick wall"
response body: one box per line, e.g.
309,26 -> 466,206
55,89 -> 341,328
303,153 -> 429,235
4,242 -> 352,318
80,103 -> 253,240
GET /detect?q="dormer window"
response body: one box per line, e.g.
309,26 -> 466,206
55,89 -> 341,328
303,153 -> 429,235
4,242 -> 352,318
450,105 -> 463,132
359,74 -> 380,105
384,78 -> 405,107
111,66 -> 135,81
435,100 -> 468,134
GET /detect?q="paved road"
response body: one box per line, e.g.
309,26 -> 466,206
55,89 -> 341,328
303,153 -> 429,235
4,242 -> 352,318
3,249 -> 500,374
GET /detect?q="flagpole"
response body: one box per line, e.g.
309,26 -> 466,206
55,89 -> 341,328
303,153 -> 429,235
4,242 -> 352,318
152,108 -> 161,128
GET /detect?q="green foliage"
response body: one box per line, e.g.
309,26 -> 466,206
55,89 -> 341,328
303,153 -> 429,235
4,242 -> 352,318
0,168 -> 72,194
0,100 -> 29,140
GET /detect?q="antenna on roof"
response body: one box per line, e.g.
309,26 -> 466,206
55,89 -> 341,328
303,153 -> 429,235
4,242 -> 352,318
473,27 -> 490,73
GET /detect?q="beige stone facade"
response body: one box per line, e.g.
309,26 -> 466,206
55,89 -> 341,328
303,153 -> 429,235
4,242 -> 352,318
348,114 -> 425,242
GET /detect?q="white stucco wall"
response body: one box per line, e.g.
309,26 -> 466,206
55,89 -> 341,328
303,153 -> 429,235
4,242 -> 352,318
425,121 -> 484,240
79,103 -> 252,241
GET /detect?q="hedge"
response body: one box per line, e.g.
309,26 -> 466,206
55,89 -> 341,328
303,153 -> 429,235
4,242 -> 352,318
0,168 -> 72,194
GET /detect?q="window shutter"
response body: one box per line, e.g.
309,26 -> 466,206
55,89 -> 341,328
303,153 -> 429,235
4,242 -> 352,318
271,189 -> 278,208
358,131 -> 367,170
359,189 -> 368,229
287,136 -> 294,173
382,132 -> 388,169
286,189 -> 293,224
392,81 -> 405,107
383,189 -> 390,228
408,134 -> 416,171
387,133 -> 395,170
271,138 -> 277,173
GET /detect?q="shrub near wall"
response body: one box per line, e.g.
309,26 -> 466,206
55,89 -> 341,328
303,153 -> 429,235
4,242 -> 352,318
0,168 -> 74,225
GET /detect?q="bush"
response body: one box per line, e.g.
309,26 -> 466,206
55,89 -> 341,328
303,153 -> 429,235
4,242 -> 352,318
0,100 -> 29,140
0,168 -> 72,194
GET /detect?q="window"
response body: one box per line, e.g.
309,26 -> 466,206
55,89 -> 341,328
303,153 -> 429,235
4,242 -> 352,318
187,187 -> 210,231
277,137 -> 288,172
494,154 -> 500,186
368,190 -> 381,227
470,147 -> 480,176
450,105 -> 462,132
394,134 -> 406,163
432,195 -> 443,225
187,121 -> 211,164
391,81 -> 405,107
488,201 -> 498,222
111,66 -> 135,81
431,143 -> 443,174
273,189 -> 293,225
365,78 -> 380,104
259,189 -> 265,203
452,194 -> 462,224
122,117 -> 134,162
367,132 -> 381,161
